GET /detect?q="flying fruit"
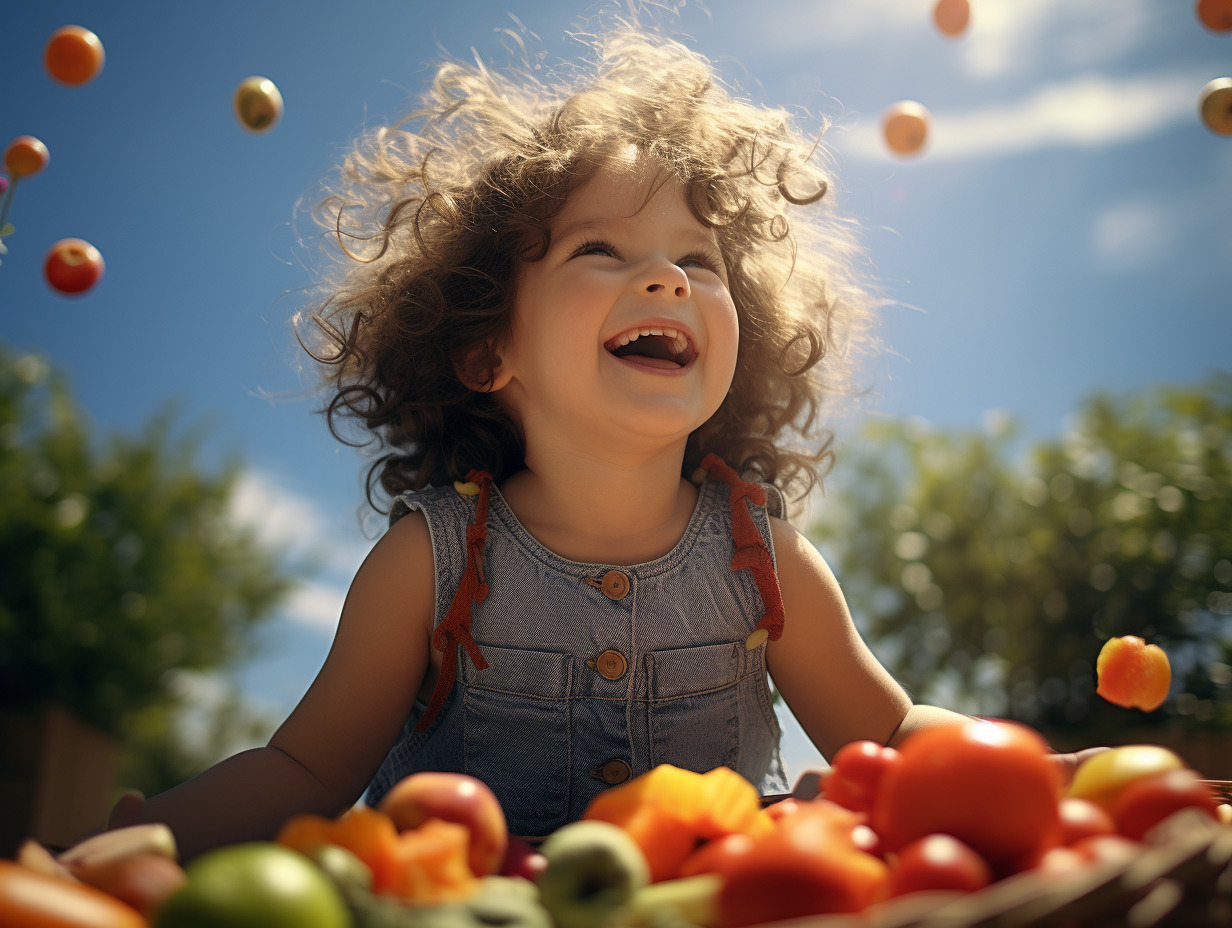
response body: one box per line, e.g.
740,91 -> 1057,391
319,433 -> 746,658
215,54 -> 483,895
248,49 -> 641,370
882,101 -> 930,157
1096,636 -> 1171,711
378,772 -> 509,877
1199,78 -> 1232,136
44,237 -> 105,295
4,135 -> 50,178
933,0 -> 970,37
234,76 -> 283,133
535,821 -> 649,928
1197,0 -> 1232,32
45,25 -> 105,85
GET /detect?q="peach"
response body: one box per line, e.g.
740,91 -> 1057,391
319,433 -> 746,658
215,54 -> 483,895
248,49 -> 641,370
1096,636 -> 1170,711
378,772 -> 508,876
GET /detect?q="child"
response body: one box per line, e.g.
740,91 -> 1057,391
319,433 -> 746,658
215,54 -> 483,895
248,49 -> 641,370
108,23 -> 984,860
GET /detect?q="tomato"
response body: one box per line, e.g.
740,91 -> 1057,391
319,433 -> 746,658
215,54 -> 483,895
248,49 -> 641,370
1112,768 -> 1219,840
0,860 -> 145,928
677,833 -> 756,879
821,741 -> 901,815
882,101 -> 930,157
1095,636 -> 1170,711
1197,0 -> 1232,32
1068,744 -> 1183,812
872,720 -> 1061,875
44,239 -> 104,295
1054,798 -> 1116,846
717,801 -> 888,926
933,0 -> 970,37
887,834 -> 992,897
44,26 -> 105,86
4,136 -> 50,178
153,842 -> 351,928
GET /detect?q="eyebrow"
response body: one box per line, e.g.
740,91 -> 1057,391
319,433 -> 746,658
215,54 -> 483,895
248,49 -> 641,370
554,215 -> 718,248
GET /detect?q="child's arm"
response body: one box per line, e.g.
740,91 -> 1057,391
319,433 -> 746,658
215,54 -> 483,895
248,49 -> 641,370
765,518 -> 969,762
106,510 -> 437,861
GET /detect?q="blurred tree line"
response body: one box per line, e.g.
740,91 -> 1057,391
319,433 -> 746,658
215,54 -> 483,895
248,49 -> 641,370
812,374 -> 1232,743
0,342 -> 294,796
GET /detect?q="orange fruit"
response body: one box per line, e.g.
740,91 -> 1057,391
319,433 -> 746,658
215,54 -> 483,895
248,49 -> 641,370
45,25 -> 105,86
4,135 -> 50,178
1197,0 -> 1232,32
934,0 -> 971,38
1096,635 -> 1171,711
882,101 -> 931,157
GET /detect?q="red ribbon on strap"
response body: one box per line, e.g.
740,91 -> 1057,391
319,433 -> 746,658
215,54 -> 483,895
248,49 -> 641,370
415,470 -> 493,733
700,454 -> 785,641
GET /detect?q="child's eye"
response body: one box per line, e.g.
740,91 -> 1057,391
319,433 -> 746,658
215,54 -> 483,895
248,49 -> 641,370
571,239 -> 620,259
679,249 -> 724,274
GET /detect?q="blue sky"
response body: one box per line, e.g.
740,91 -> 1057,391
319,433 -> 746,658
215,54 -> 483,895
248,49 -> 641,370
4,0 -> 1230,781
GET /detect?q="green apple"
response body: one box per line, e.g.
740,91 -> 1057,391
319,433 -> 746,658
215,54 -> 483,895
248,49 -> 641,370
535,822 -> 649,928
154,842 -> 352,928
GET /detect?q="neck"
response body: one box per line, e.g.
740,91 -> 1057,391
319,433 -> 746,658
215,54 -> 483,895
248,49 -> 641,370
499,440 -> 698,564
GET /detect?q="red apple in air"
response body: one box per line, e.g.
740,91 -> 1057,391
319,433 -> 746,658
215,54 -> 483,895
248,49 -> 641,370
44,238 -> 104,295
378,772 -> 508,876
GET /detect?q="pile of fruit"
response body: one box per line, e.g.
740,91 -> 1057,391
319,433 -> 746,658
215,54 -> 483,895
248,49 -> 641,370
3,719 -> 1230,928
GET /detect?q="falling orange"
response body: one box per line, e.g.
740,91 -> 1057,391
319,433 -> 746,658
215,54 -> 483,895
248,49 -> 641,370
934,0 -> 971,37
1197,0 -> 1232,32
44,25 -> 105,86
882,101 -> 931,157
4,136 -> 50,178
1096,636 -> 1171,712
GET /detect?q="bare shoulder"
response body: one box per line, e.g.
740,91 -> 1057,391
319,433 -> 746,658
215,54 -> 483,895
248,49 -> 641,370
268,509 -> 435,805
765,515 -> 911,760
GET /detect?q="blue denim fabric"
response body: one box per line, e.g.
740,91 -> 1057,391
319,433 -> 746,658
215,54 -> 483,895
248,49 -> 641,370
365,473 -> 789,839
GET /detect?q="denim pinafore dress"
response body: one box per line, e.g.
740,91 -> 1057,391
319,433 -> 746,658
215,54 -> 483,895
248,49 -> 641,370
365,455 -> 790,839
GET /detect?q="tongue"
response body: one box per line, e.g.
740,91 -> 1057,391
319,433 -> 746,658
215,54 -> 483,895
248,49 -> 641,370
618,355 -> 680,370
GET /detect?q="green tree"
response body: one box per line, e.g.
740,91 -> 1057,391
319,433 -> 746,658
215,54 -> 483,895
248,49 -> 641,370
811,377 -> 1232,741
0,343 -> 295,793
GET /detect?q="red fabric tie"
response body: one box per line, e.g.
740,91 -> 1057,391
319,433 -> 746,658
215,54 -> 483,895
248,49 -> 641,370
700,454 -> 785,641
415,470 -> 493,733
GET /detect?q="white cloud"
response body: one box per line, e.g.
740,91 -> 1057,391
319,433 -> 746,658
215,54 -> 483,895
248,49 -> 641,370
839,70 -> 1201,162
960,0 -> 1156,78
226,468 -> 373,631
1090,199 -> 1178,270
285,579 -> 350,633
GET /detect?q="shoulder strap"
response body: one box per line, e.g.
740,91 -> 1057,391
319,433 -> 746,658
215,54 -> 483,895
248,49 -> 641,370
700,454 -> 785,645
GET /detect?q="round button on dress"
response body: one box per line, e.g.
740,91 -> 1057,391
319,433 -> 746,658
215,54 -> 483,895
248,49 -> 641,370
600,569 -> 630,600
592,649 -> 627,680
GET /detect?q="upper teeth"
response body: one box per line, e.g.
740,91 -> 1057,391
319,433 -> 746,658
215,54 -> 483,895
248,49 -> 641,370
609,327 -> 689,354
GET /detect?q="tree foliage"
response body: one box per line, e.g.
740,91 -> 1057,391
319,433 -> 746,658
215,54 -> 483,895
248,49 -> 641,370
0,343 -> 295,741
811,377 -> 1232,737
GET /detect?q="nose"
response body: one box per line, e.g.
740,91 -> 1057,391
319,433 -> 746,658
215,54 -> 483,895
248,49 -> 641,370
638,260 -> 690,300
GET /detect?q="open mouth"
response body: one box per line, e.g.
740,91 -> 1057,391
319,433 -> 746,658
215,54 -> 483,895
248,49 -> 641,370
603,326 -> 698,371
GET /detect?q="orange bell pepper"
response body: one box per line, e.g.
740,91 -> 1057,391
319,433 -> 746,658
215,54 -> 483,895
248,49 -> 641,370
278,805 -> 403,893
584,765 -> 773,881
387,819 -> 479,903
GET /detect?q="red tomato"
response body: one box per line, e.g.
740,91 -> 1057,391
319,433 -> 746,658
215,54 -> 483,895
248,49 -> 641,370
1113,768 -> 1219,840
1054,798 -> 1116,846
1070,834 -> 1142,866
821,741 -> 901,815
44,238 -> 104,295
677,832 -> 756,878
764,798 -> 803,824
872,720 -> 1062,875
888,834 -> 992,896
718,802 -> 889,926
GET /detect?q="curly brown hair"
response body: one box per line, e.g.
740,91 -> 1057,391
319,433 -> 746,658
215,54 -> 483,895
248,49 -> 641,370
295,24 -> 876,513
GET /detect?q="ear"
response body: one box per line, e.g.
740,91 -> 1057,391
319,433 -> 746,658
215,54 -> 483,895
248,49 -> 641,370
453,341 -> 512,393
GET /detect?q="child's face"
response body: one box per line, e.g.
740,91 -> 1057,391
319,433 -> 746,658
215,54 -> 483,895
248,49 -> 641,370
494,155 -> 740,460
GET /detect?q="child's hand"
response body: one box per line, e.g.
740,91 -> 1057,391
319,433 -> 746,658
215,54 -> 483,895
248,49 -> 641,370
106,789 -> 146,829
1048,747 -> 1109,787
789,769 -> 824,801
